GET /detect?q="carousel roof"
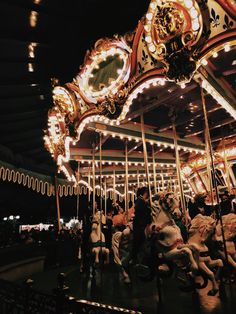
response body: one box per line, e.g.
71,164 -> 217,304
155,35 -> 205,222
0,0 -> 236,190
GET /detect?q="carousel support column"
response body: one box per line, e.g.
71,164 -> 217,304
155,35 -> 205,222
76,163 -> 80,219
88,166 -> 91,204
104,178 -> 107,217
99,134 -> 103,213
76,189 -> 80,220
132,187 -> 135,206
141,113 -> 152,205
201,88 -> 229,265
152,146 -> 157,195
92,144 -> 96,216
206,140 -> 215,205
172,123 -> 187,221
113,168 -> 116,204
125,140 -> 129,217
170,177 -> 173,192
223,137 -> 231,192
161,172 -> 165,191
54,176 -> 61,231
137,169 -> 140,188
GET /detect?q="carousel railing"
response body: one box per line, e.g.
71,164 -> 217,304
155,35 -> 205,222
0,277 -> 141,314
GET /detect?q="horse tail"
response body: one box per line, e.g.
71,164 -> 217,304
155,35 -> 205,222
112,231 -> 123,266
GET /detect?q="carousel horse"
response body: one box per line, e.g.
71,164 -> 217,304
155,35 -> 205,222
112,221 -> 133,283
215,213 -> 236,269
90,211 -> 109,264
188,214 -> 223,295
112,192 -> 199,285
147,193 -> 198,273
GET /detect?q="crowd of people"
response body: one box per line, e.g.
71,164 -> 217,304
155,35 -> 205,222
0,187 -> 236,269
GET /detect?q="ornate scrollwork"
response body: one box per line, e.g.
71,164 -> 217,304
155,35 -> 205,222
153,4 -> 185,42
144,0 -> 203,83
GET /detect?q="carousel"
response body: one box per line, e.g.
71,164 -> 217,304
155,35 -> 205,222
43,0 -> 236,312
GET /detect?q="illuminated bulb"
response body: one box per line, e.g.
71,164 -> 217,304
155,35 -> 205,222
160,80 -> 165,86
150,2 -> 156,10
201,59 -> 208,66
29,11 -> 38,27
28,63 -> 34,72
181,83 -> 186,89
144,24 -> 151,32
190,8 -> 198,19
146,13 -> 153,21
184,0 -> 193,8
149,44 -> 156,53
145,36 -> 152,43
192,20 -> 199,31
224,44 -> 230,52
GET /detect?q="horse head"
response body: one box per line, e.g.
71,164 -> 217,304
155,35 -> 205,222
215,213 -> 236,242
189,214 -> 216,241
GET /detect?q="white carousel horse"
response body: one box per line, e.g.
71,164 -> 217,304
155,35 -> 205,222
147,193 -> 198,274
90,211 -> 109,264
188,214 -> 223,295
112,192 -> 198,283
112,221 -> 133,283
215,213 -> 236,269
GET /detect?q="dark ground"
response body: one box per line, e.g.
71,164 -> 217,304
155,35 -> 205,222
29,264 -> 236,314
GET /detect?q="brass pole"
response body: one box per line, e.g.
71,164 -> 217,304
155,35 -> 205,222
113,168 -> 116,203
161,172 -> 165,191
54,176 -> 61,231
92,145 -> 96,215
76,163 -> 80,219
140,113 -> 152,205
172,123 -> 187,221
76,191 -> 80,220
152,146 -> 157,194
125,141 -> 129,215
201,88 -> 229,264
205,138 -> 215,205
137,169 -> 140,188
88,166 -> 91,203
99,134 -> 103,212
223,137 -> 231,191
104,177 -> 107,217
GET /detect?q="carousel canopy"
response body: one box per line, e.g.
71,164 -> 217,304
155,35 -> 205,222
0,0 -> 236,197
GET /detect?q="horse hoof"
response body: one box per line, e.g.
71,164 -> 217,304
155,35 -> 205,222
207,288 -> 218,296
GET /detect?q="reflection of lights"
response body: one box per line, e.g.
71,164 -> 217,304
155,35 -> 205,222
29,11 -> 38,27
28,43 -> 37,58
28,63 -> 34,72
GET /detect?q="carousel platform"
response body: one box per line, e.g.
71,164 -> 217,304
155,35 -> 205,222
29,263 -> 236,314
